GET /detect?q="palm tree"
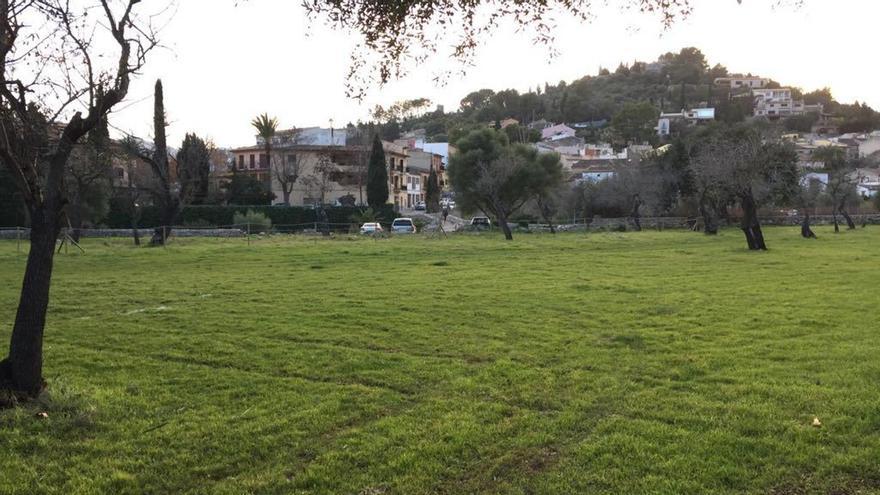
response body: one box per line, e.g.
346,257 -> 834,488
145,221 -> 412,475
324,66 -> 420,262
251,113 -> 279,188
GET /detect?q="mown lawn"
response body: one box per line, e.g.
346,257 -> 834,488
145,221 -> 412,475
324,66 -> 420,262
1,227 -> 879,494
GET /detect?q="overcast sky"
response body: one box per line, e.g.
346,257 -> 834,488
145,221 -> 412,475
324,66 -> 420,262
108,0 -> 879,148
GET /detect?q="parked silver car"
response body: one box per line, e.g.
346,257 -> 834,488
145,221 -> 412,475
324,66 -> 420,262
391,217 -> 417,234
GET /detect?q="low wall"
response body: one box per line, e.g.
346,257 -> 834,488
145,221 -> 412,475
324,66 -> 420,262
0,228 -> 245,240
2,215 -> 877,239
532,214 -> 880,232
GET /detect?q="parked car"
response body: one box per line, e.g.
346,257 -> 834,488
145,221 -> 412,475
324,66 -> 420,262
391,217 -> 417,234
414,201 -> 426,211
359,222 -> 384,235
470,216 -> 491,228
440,198 -> 456,209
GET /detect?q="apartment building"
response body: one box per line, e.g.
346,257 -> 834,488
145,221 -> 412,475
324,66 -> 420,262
230,137 -> 408,207
407,148 -> 446,204
753,88 -> 805,119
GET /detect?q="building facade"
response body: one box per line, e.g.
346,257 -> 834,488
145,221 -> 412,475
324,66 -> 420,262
230,140 -> 408,207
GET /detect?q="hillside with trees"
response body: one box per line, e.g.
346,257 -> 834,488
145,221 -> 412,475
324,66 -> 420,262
379,47 -> 879,145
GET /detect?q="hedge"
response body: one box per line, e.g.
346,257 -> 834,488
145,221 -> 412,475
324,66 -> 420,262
104,203 -> 397,231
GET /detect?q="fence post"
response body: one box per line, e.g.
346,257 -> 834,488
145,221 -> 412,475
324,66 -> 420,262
247,222 -> 251,246
16,226 -> 21,253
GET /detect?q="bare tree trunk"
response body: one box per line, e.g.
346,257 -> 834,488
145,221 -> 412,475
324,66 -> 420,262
832,208 -> 840,233
0,209 -> 59,397
282,188 -> 291,205
150,197 -> 178,246
68,201 -> 83,243
739,191 -> 767,250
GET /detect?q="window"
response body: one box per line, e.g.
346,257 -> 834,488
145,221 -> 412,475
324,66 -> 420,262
249,154 -> 255,169
115,168 -> 125,178
259,154 -> 268,169
238,155 -> 245,169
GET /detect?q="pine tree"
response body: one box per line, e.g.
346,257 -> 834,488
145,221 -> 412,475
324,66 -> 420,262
177,133 -> 211,205
367,134 -> 389,209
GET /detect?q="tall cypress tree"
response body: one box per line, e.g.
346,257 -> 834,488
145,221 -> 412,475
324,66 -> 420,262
425,167 -> 440,213
367,134 -> 388,209
150,79 -> 176,245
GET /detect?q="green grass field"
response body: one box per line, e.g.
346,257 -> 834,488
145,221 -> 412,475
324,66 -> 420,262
1,227 -> 879,494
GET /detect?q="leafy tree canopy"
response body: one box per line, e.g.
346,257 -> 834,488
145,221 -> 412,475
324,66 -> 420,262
305,0 -> 717,98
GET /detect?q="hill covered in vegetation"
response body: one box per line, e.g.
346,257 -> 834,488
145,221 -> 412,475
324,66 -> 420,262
368,47 -> 879,144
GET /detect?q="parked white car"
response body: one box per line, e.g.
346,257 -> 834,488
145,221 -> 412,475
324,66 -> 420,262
470,216 -> 491,229
359,222 -> 384,235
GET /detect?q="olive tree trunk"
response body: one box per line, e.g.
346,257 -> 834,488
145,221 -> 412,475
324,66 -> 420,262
839,203 -> 856,230
496,210 -> 513,240
0,208 -> 60,396
699,198 -> 718,235
801,210 -> 817,239
536,196 -> 556,234
630,194 -> 642,232
739,191 -> 767,250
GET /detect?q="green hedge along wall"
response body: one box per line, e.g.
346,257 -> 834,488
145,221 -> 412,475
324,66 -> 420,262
104,204 -> 397,231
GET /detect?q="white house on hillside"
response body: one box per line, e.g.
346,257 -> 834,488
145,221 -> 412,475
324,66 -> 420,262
714,76 -> 768,89
573,162 -> 616,183
541,124 -> 576,141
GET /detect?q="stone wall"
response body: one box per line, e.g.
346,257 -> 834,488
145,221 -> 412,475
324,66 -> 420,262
0,228 -> 245,240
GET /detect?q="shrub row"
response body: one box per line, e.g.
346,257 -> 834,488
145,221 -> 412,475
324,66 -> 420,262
104,204 -> 397,230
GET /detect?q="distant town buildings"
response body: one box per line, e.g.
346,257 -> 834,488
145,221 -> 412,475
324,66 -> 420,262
230,126 -> 447,209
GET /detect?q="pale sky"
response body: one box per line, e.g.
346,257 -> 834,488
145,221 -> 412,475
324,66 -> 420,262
109,0 -> 880,148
